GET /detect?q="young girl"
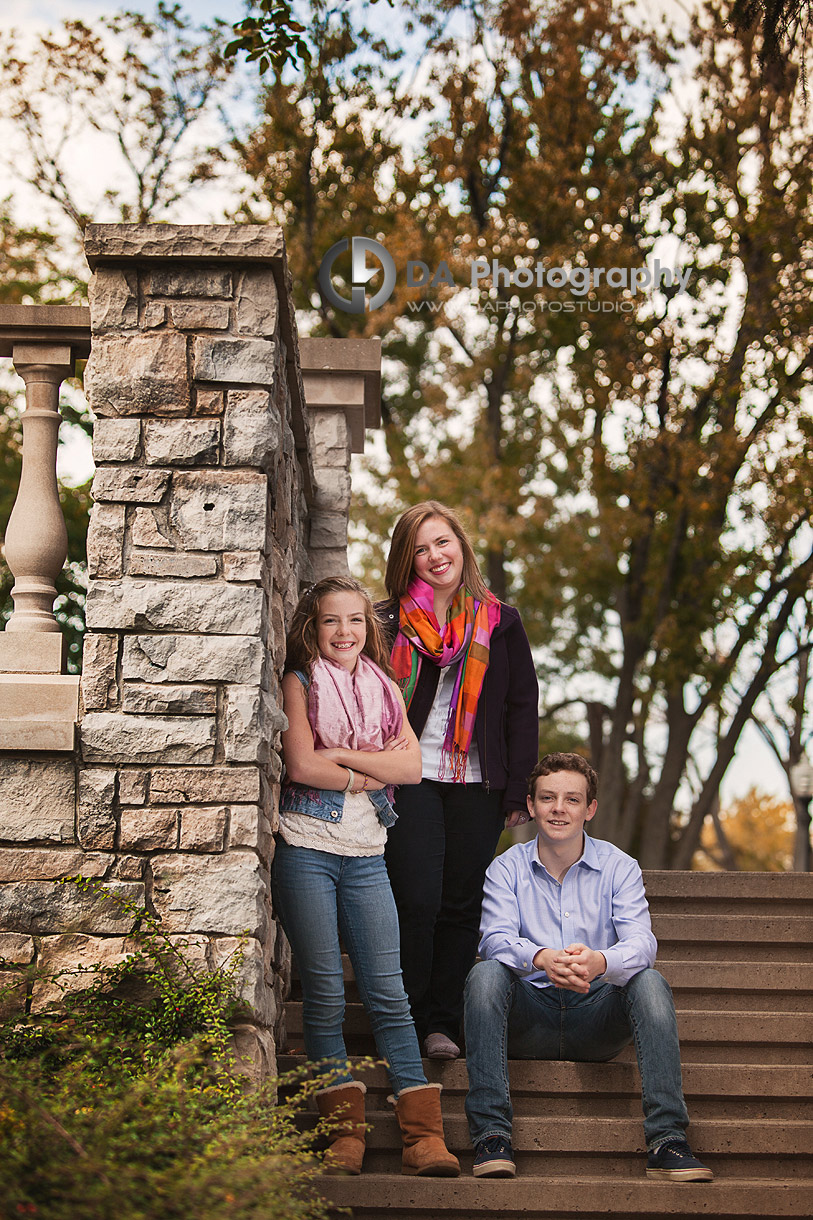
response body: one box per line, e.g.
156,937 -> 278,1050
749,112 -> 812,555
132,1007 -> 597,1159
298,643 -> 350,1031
271,576 -> 459,1178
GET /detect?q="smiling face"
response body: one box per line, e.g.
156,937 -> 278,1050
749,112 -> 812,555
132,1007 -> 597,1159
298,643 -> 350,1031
315,591 -> 368,671
412,515 -> 465,600
527,769 -> 598,852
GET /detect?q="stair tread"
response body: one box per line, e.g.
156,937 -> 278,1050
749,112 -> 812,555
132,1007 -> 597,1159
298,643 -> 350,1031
279,1055 -> 813,1096
285,1002 -> 813,1037
650,914 -> 813,941
359,1114 -> 812,1154
287,871 -> 813,1216
642,872 -> 813,899
319,1173 -> 813,1215
295,949 -> 813,982
292,959 -> 813,995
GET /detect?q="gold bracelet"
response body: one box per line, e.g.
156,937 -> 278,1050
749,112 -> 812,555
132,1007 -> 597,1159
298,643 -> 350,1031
362,774 -> 370,791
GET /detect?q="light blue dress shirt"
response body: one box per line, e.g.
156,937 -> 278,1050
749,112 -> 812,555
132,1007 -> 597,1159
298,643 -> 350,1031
478,832 -> 657,988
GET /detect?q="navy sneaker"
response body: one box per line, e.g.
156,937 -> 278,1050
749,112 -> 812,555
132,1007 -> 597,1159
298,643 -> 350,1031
646,1139 -> 713,1181
472,1134 -> 516,1178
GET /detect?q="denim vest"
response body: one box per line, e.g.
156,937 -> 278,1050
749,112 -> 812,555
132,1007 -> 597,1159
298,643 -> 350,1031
279,670 -> 398,830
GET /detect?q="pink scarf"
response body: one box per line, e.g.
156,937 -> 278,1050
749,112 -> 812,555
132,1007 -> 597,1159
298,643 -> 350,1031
308,654 -> 403,751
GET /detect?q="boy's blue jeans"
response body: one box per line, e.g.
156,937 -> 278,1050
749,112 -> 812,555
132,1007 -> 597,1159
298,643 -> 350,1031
271,839 -> 426,1096
464,959 -> 690,1151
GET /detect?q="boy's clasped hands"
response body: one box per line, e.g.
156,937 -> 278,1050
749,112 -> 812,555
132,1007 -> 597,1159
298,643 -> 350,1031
532,943 -> 608,994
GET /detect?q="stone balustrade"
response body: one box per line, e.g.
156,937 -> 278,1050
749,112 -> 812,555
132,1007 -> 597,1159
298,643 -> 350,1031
0,306 -> 91,748
0,224 -> 381,1077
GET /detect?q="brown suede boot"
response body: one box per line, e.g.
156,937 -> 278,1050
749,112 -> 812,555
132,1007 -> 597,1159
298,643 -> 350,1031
392,1083 -> 461,1177
315,1081 -> 367,1175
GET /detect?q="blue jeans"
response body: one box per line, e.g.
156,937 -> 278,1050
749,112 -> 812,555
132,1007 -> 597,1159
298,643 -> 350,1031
464,960 -> 690,1151
271,839 -> 426,1096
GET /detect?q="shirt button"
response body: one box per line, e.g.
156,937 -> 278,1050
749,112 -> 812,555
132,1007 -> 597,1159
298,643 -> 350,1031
330,811 -> 339,819
565,912 -> 570,917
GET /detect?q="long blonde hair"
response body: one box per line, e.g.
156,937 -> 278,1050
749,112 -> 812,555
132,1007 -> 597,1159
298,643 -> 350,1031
285,576 -> 394,675
384,501 -> 495,603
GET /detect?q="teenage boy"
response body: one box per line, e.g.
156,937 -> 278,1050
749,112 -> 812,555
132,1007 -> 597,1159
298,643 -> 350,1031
464,752 -> 712,1183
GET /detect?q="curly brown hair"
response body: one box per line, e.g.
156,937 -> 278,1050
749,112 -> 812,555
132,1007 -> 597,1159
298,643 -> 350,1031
285,576 -> 394,676
528,752 -> 598,804
384,501 -> 496,604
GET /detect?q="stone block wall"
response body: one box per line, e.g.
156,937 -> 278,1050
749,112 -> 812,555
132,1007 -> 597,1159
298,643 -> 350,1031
0,226 -> 368,1076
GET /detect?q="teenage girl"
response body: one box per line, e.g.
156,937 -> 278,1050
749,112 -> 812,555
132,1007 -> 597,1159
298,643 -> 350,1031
271,576 -> 459,1177
379,502 -> 539,1059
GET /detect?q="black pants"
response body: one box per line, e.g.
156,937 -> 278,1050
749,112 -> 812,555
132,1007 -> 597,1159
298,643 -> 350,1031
384,778 -> 505,1043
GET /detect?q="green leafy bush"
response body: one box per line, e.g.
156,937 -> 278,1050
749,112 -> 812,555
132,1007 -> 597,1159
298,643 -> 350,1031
0,879 -> 337,1220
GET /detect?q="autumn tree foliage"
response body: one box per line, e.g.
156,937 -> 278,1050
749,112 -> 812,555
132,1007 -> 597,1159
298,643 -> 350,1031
752,599 -> 813,868
236,0 -> 812,867
731,0 -> 813,81
0,0 -> 810,865
694,786 -> 795,871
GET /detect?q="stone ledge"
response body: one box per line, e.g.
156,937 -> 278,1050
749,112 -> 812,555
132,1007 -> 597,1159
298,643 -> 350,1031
0,304 -> 91,359
84,224 -> 285,266
299,336 -> 382,448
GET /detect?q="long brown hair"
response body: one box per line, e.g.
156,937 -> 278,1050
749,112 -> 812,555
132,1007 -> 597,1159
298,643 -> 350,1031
384,501 -> 495,604
286,576 -> 394,676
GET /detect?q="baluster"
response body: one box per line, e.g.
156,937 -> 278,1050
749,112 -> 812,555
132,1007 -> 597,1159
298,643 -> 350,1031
3,344 -> 75,636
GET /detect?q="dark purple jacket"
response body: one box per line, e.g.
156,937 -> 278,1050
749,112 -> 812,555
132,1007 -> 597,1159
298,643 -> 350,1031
378,599 -> 539,815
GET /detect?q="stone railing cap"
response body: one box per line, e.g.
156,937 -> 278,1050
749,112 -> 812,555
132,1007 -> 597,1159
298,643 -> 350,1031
0,304 -> 91,359
298,337 -> 382,433
84,223 -> 285,266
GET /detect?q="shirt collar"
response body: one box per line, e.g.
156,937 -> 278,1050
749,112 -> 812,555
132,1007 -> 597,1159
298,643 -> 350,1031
580,832 -> 601,870
527,831 -> 601,875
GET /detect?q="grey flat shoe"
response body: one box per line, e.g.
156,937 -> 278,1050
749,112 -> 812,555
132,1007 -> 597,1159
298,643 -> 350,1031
423,1033 -> 460,1060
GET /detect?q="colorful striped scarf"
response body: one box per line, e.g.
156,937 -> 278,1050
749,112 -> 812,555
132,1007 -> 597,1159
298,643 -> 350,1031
391,577 -> 501,782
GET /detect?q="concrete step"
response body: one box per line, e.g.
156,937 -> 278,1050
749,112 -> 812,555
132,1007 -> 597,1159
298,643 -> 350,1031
279,1055 -> 813,1120
355,1114 -> 812,1157
283,1003 -> 813,1062
319,1174 -> 813,1218
285,871 -> 813,1217
656,961 -> 812,1011
286,1068 -> 813,1176
651,916 -> 813,962
643,870 -> 813,914
291,955 -> 813,1002
354,1148 -> 813,1180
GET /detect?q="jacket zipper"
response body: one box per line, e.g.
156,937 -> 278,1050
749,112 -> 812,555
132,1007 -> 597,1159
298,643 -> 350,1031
482,693 -> 490,792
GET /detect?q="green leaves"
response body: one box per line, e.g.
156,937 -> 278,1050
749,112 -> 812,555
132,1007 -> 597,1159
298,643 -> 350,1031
225,1 -> 311,74
0,878 -> 336,1220
225,0 -> 397,76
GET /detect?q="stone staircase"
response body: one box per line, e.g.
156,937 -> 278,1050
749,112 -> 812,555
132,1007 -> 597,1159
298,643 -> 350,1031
280,871 -> 813,1219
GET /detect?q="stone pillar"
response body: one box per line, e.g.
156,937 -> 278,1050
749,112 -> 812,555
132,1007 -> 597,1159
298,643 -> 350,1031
75,224 -> 314,1069
0,229 -> 382,1077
